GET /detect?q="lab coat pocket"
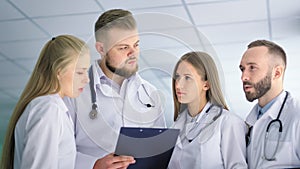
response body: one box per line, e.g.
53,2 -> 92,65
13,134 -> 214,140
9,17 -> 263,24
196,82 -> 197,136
264,140 -> 292,164
264,123 -> 293,163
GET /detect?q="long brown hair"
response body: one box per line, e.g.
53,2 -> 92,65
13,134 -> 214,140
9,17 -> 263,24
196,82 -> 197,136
172,51 -> 228,121
0,35 -> 88,169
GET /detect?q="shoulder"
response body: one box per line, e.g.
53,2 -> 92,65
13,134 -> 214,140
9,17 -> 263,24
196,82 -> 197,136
30,94 -> 60,107
220,109 -> 246,126
286,94 -> 300,119
288,93 -> 300,108
27,94 -> 66,120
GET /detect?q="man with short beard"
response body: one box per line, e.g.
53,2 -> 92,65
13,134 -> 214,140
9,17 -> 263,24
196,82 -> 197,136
239,40 -> 300,169
64,9 -> 166,169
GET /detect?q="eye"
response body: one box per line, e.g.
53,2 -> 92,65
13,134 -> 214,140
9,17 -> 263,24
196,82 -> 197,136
134,43 -> 139,48
76,71 -> 84,75
119,46 -> 128,50
184,76 -> 191,80
174,74 -> 180,80
249,65 -> 256,71
239,66 -> 244,72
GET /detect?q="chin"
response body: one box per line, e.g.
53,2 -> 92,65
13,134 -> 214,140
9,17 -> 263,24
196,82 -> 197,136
68,93 -> 80,98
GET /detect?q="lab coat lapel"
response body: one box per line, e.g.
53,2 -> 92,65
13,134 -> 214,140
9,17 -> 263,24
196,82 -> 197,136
173,110 -> 187,149
265,91 -> 287,120
76,79 -> 119,153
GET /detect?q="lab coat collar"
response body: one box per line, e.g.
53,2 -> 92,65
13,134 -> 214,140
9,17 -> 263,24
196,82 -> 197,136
245,105 -> 259,127
173,102 -> 213,149
245,91 -> 287,125
265,91 -> 288,120
174,102 -> 212,127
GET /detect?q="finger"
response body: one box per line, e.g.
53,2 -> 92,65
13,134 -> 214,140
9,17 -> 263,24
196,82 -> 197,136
111,155 -> 135,163
110,159 -> 135,169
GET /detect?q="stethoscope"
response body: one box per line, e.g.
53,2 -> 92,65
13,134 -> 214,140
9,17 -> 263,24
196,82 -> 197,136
88,67 -> 155,120
246,91 -> 288,161
184,104 -> 223,143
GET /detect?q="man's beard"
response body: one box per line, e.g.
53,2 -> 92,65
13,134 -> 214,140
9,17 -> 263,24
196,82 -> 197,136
244,73 -> 272,102
105,55 -> 138,78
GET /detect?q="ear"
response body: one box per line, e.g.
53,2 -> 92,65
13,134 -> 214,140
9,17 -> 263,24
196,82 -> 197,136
203,81 -> 210,91
95,42 -> 105,56
273,65 -> 284,80
57,69 -> 63,80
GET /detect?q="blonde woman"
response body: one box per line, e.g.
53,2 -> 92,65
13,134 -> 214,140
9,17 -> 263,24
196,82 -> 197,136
168,51 -> 247,169
0,35 -> 90,169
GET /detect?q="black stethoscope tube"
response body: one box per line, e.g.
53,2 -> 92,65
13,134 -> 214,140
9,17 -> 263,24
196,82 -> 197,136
89,68 -> 98,119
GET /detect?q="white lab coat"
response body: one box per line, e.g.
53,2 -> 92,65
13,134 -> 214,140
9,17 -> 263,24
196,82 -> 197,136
64,60 -> 166,169
246,91 -> 300,169
168,102 -> 247,169
14,94 -> 76,169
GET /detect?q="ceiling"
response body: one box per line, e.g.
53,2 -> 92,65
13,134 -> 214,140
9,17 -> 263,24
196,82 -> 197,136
0,0 -> 300,133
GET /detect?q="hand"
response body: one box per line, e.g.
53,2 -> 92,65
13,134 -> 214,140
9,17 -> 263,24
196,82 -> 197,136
93,153 -> 135,169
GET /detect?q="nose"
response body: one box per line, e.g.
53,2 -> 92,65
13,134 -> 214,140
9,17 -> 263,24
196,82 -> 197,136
127,46 -> 139,57
175,78 -> 183,89
241,71 -> 249,82
83,72 -> 90,84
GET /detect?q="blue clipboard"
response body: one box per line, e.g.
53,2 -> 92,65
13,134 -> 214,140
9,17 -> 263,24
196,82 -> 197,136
115,127 -> 179,169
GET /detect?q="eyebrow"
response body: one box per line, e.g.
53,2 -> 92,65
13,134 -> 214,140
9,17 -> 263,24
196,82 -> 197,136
240,62 -> 258,66
115,40 -> 140,46
176,72 -> 192,76
246,62 -> 257,65
76,67 -> 89,70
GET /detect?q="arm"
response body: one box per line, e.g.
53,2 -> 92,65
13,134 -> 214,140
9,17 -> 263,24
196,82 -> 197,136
295,119 -> 300,160
221,113 -> 248,169
20,103 -> 62,169
64,97 -> 135,169
64,97 -> 98,169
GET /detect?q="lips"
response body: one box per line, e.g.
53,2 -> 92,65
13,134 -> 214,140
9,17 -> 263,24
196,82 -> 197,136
243,85 -> 252,92
126,58 -> 137,65
176,91 -> 185,97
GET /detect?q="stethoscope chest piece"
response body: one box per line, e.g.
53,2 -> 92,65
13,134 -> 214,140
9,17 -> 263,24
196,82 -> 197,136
89,103 -> 98,119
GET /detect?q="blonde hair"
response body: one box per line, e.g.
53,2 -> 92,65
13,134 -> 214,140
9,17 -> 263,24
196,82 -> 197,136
0,35 -> 89,169
172,51 -> 228,121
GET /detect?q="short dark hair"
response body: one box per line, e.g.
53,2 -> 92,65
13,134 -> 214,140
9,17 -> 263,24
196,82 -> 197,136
94,9 -> 137,41
248,40 -> 286,67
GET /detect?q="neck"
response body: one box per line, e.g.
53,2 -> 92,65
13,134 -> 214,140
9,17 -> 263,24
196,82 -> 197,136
99,60 -> 125,86
188,99 -> 207,117
258,87 -> 283,107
